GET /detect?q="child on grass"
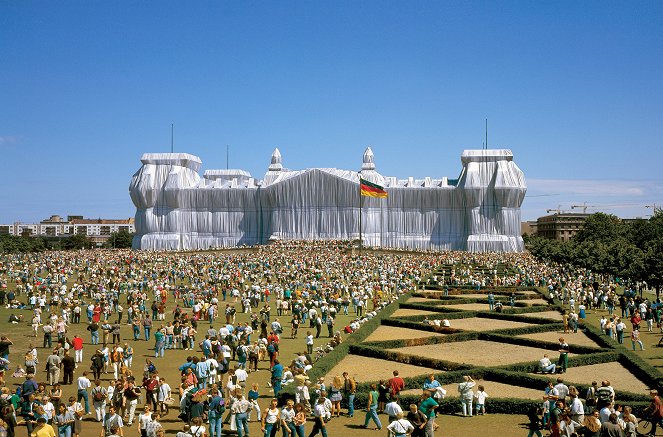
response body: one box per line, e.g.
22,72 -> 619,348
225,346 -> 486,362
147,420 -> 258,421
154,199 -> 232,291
474,385 -> 488,415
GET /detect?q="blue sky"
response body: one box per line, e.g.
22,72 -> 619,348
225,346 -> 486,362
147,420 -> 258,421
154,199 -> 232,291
1,1 -> 662,223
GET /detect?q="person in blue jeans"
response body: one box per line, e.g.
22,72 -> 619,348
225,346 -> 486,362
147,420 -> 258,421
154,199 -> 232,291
231,394 -> 252,437
207,389 -> 224,437
261,398 -> 280,437
342,372 -> 356,417
271,359 -> 284,398
143,316 -> 152,341
362,383 -> 382,430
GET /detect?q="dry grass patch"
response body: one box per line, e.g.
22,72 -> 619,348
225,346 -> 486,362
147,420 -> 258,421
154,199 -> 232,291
449,317 -> 535,332
530,362 -> 651,394
388,340 -> 575,367
407,296 -> 445,304
365,325 -> 447,342
327,354 -> 441,381
392,308 -> 448,317
439,302 -> 494,311
518,311 -> 564,321
518,331 -> 601,348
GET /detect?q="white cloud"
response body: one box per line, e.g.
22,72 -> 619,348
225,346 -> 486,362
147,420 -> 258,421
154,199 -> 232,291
0,136 -> 19,147
526,178 -> 660,197
521,178 -> 663,220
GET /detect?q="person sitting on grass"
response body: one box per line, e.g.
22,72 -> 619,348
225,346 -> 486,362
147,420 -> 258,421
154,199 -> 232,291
539,354 -> 556,374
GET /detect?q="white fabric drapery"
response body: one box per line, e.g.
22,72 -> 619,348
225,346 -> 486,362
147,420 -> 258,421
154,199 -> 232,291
129,149 -> 526,252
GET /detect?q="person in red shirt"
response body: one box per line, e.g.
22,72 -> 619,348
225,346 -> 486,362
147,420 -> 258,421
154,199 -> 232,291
631,313 -> 642,330
388,370 -> 405,398
72,335 -> 84,365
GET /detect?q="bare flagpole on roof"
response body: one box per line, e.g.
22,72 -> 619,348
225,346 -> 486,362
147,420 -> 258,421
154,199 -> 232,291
171,123 -> 174,153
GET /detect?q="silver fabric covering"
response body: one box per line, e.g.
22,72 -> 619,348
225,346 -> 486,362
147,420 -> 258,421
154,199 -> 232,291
129,148 -> 526,252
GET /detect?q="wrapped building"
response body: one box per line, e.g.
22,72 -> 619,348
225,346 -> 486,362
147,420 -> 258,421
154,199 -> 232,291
129,147 -> 526,252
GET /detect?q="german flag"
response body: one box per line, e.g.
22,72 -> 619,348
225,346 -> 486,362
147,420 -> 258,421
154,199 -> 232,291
360,178 -> 388,198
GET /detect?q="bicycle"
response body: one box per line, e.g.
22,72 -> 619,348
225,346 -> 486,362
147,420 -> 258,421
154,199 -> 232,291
637,416 -> 663,436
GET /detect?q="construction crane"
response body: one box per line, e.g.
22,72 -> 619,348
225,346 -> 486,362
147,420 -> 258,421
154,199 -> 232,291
571,202 -> 595,213
546,205 -> 572,214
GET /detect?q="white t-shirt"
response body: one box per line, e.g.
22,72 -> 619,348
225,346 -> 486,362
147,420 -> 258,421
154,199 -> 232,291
138,412 -> 153,430
77,377 -> 91,391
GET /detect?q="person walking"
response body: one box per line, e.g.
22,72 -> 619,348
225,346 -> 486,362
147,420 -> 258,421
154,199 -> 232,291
631,328 -> 645,351
362,383 -> 382,430
90,379 -> 107,423
309,397 -> 330,437
77,372 -> 91,415
54,403 -> 76,437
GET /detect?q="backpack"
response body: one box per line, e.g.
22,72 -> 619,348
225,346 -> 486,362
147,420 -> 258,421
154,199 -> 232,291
93,388 -> 105,402
214,398 -> 226,414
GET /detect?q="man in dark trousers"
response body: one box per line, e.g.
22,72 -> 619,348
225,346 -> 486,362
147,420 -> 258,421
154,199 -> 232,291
61,350 -> 76,385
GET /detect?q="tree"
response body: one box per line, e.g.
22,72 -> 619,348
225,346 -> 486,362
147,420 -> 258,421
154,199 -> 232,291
104,230 -> 134,249
644,237 -> 663,293
574,212 -> 625,243
62,234 -> 92,250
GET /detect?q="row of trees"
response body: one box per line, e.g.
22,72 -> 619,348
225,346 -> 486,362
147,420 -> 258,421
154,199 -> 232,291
525,212 -> 663,290
0,230 -> 134,252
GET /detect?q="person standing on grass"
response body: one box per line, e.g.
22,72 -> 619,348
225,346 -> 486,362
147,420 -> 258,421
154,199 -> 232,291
557,339 -> 569,373
305,332 -> 314,355
61,351 -> 75,385
342,372 -> 356,418
47,349 -> 61,387
142,314 -> 152,341
387,412 -> 414,437
72,336 -> 83,367
418,390 -> 438,437
457,376 -> 475,417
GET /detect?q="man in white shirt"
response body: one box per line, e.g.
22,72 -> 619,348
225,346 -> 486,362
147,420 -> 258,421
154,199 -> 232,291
539,354 -> 556,374
234,365 -> 248,390
384,395 -> 404,424
568,387 -> 585,424
77,371 -> 92,414
310,397 -> 330,437
101,405 -> 124,437
554,378 -> 569,405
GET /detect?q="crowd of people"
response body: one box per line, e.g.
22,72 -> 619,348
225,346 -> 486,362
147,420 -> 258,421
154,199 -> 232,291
0,240 -> 658,437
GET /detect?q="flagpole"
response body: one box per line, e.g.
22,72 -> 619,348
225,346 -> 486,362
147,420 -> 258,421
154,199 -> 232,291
359,172 -> 363,251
